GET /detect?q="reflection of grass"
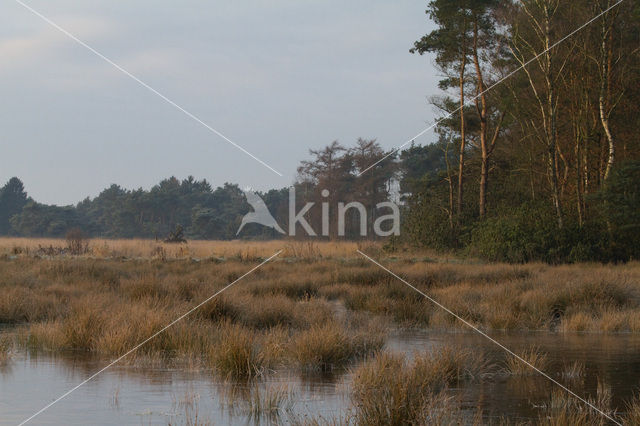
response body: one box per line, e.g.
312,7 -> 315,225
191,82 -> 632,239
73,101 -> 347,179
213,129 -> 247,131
504,347 -> 547,376
170,388 -> 213,426
541,390 -> 593,425
0,335 -> 11,365
561,361 -> 585,380
217,383 -> 294,422
245,385 -> 293,421
540,383 -> 615,426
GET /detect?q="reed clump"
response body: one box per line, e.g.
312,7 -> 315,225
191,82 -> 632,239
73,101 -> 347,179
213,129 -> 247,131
292,322 -> 383,371
208,321 -> 265,378
622,394 -> 640,426
537,385 -> 614,426
351,346 -> 490,425
504,347 -> 548,376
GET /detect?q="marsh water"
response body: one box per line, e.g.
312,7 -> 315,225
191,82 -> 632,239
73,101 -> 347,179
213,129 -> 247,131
2,330 -> 640,425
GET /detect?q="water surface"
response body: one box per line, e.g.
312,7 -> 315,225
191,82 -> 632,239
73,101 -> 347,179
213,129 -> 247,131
2,330 -> 639,425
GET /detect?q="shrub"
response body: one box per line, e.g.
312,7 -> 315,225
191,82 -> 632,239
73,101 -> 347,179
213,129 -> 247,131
66,228 -> 89,255
468,202 -> 614,264
592,160 -> 640,261
351,347 -> 488,425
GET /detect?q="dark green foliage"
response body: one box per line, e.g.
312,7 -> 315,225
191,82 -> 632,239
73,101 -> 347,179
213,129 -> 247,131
10,202 -> 80,237
2,177 -> 288,240
402,177 -> 461,250
463,161 -> 640,263
0,177 -> 28,234
467,203 -> 609,264
593,161 -> 640,261
399,142 -> 449,194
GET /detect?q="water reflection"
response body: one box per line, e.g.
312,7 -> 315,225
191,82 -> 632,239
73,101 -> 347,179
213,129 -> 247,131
1,330 -> 640,424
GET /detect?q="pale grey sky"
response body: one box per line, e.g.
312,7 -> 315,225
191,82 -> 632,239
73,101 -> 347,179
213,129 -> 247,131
0,0 -> 439,205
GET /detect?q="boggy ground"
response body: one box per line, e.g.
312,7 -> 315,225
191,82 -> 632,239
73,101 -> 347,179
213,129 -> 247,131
1,238 -> 640,424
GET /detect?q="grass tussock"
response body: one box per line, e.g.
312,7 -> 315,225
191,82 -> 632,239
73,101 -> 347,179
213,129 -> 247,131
622,394 -> 640,425
504,347 -> 548,376
292,322 -> 384,371
208,322 -> 265,378
351,346 -> 490,425
169,389 -> 214,426
350,347 -> 631,426
537,385 -> 614,426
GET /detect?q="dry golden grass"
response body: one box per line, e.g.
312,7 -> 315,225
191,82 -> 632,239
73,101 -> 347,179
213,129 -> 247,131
351,346 -> 490,425
623,394 -> 640,426
291,321 -> 384,371
2,240 -> 640,424
350,347 -> 631,425
1,239 -> 639,378
0,245 -> 388,374
0,237 -> 361,260
208,321 -> 266,378
536,381 -> 617,426
334,260 -> 640,332
504,347 -> 548,376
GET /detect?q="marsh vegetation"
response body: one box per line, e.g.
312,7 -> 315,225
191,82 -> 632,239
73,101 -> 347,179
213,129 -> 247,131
1,239 -> 640,424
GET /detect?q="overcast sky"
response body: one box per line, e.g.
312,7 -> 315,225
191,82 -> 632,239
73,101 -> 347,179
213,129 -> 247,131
0,0 -> 439,205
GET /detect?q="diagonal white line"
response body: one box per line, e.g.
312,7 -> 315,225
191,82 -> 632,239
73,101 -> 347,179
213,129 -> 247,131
18,250 -> 283,426
357,0 -> 625,177
13,0 -> 283,177
357,250 -> 622,425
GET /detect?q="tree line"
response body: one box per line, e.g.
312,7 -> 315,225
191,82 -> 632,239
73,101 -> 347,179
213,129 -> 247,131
0,139 -> 400,241
404,0 -> 640,262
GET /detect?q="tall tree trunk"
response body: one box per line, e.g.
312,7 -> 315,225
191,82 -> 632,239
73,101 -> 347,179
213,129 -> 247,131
479,154 -> 488,217
457,41 -> 467,218
600,7 -> 615,180
543,3 -> 563,229
575,124 -> 584,226
514,0 -> 564,229
473,19 -> 489,218
444,141 -> 454,230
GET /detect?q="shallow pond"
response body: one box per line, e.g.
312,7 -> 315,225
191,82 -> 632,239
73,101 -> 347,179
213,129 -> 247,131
2,330 -> 639,425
